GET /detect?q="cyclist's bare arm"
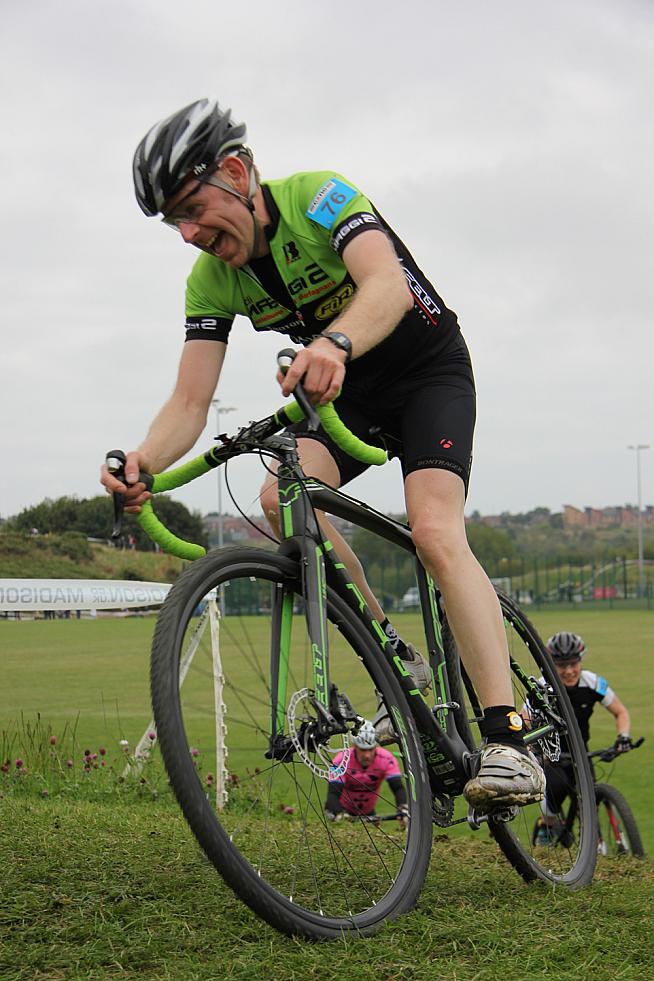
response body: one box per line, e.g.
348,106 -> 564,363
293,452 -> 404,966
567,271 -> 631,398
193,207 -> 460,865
100,340 -> 226,509
606,694 -> 631,736
280,230 -> 412,404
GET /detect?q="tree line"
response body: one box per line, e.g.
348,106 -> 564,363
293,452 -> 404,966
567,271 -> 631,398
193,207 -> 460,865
3,495 -> 207,552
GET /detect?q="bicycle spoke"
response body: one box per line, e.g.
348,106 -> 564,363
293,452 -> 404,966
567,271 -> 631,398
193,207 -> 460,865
153,555 -> 431,932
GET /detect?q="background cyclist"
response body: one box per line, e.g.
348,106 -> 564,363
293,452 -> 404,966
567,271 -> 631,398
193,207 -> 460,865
536,630 -> 633,844
101,97 -> 545,810
324,721 -> 409,828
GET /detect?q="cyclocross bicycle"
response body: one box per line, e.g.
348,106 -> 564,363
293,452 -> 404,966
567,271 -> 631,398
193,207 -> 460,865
532,739 -> 645,858
107,351 -> 598,940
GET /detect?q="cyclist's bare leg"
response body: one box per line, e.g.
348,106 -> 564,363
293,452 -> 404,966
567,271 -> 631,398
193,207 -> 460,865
405,468 -> 545,806
259,438 -> 385,621
403,467 -> 512,707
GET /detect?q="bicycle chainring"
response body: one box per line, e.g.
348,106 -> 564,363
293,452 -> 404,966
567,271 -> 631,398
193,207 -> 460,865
431,795 -> 455,827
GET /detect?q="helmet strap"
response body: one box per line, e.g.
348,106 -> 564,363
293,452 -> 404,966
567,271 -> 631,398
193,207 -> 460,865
203,170 -> 261,260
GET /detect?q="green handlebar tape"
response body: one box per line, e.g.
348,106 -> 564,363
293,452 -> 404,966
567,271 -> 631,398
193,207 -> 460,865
137,500 -> 206,561
151,454 -> 213,493
316,403 -> 386,465
276,400 -> 387,466
275,401 -> 305,425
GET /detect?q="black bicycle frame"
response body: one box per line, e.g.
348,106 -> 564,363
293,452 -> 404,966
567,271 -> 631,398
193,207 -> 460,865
269,458 -> 472,798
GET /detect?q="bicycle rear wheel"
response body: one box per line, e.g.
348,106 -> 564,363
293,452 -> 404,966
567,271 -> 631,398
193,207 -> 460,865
150,546 -> 432,939
444,590 -> 597,888
595,783 -> 645,857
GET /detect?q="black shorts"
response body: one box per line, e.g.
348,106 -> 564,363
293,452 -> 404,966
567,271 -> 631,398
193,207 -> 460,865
287,333 -> 477,493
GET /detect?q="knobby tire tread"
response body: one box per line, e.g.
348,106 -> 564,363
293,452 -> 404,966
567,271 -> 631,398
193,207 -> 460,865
595,782 -> 645,857
442,589 -> 597,888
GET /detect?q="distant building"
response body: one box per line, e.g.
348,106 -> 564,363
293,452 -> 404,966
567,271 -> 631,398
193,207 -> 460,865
559,505 -> 651,530
202,511 -> 358,546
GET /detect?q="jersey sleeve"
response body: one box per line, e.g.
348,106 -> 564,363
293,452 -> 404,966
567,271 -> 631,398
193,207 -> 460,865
184,254 -> 235,343
381,749 -> 401,780
595,675 -> 616,707
300,172 -> 383,257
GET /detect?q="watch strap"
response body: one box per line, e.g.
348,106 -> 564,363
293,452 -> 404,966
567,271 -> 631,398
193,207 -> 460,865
320,330 -> 352,363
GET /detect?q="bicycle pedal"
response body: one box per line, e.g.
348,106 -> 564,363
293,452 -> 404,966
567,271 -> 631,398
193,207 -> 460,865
488,804 -> 519,823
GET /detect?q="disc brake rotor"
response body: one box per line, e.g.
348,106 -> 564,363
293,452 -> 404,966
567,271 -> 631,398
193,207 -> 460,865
287,688 -> 350,780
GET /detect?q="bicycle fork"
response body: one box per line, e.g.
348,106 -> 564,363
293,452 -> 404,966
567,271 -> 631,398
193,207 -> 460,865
266,459 -> 355,761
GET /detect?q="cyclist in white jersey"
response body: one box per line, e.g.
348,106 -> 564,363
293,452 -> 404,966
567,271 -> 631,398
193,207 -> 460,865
536,631 -> 632,843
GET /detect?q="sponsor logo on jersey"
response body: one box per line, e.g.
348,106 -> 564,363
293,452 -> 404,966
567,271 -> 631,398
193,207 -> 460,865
244,295 -> 283,318
184,316 -> 220,331
331,212 -> 378,252
403,268 -> 441,323
283,240 -> 301,263
306,178 -> 358,230
314,283 -> 355,320
287,262 -> 331,296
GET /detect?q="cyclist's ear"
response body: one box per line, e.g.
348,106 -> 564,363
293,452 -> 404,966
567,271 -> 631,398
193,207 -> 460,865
219,155 -> 249,193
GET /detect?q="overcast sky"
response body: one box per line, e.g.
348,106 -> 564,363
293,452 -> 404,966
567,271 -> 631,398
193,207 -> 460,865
2,0 -> 652,525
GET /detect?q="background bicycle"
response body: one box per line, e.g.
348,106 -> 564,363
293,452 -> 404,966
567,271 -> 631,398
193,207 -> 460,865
530,739 -> 645,857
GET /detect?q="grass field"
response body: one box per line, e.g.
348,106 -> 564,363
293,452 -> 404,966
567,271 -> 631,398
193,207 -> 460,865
2,607 -> 653,978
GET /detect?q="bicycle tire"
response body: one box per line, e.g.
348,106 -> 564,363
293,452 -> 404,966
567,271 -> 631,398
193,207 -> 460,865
443,589 -> 597,888
595,783 -> 645,858
151,546 -> 432,939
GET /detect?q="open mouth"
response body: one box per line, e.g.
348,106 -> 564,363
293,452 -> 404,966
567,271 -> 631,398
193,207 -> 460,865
205,231 -> 222,253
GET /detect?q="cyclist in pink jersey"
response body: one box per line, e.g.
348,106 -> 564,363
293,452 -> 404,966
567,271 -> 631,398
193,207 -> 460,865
324,721 -> 409,828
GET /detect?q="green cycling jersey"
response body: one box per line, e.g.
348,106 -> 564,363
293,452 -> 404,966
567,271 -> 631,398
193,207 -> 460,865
184,170 -> 460,386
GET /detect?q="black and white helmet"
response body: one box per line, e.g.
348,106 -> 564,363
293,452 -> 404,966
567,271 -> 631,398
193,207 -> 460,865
352,721 -> 377,750
546,631 -> 586,661
132,98 -> 248,216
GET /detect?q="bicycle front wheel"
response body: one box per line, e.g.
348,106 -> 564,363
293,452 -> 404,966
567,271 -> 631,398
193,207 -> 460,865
595,783 -> 645,858
445,590 -> 597,888
150,546 -> 432,939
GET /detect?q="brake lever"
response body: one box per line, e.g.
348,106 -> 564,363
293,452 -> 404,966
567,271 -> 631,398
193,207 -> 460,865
105,449 -> 154,540
277,348 -> 321,432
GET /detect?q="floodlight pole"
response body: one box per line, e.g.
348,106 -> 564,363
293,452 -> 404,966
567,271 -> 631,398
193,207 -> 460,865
211,399 -> 237,614
627,444 -> 649,598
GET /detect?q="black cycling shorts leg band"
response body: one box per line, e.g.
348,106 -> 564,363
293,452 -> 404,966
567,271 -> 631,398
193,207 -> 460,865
400,387 -> 476,495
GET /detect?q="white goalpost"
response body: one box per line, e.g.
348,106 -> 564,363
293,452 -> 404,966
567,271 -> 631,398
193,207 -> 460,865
1,578 -> 230,811
124,595 -> 230,811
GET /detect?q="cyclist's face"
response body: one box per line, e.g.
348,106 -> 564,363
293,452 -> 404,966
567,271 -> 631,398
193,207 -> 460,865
354,747 -> 376,768
162,162 -> 255,268
555,658 -> 582,686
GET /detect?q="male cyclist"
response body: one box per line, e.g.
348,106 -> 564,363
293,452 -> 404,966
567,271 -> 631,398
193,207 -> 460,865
101,98 -> 544,810
536,631 -> 632,844
324,721 -> 409,828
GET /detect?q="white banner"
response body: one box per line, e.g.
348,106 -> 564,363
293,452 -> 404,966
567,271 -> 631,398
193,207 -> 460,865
0,579 -> 172,612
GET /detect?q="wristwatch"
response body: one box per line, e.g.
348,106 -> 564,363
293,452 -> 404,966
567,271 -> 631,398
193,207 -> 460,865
320,330 -> 352,363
